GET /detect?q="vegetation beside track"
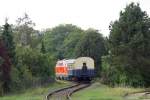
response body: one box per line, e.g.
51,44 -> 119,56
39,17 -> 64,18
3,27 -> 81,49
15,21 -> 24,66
0,81 -> 72,100
0,81 -> 146,100
72,82 -> 144,100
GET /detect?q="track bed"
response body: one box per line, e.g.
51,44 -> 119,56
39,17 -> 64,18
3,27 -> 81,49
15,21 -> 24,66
46,82 -> 90,100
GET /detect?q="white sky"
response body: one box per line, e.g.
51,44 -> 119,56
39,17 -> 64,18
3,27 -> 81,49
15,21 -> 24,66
0,0 -> 150,36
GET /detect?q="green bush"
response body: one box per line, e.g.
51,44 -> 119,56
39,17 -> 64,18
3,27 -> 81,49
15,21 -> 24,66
10,46 -> 55,91
101,55 -> 145,87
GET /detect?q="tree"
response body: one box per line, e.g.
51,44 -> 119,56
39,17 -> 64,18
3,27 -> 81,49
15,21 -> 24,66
108,3 -> 150,86
75,29 -> 106,76
15,47 -> 54,78
2,20 -> 15,63
0,57 -> 3,66
0,38 -> 11,94
63,30 -> 84,58
14,13 -> 38,47
1,21 -> 15,93
41,41 -> 46,53
0,26 -> 3,35
44,24 -> 83,59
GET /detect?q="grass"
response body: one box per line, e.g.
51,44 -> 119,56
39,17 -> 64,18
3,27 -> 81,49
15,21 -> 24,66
0,80 -> 72,100
72,82 -> 143,100
0,81 -> 145,100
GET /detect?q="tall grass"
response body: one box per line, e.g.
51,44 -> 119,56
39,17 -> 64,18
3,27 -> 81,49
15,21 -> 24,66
0,81 -> 71,100
72,82 -> 144,100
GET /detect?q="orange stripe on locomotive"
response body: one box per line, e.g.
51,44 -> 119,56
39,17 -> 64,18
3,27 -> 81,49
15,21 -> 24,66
55,66 -> 68,75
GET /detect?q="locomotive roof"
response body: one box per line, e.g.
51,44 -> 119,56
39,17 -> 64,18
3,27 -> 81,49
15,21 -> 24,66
65,59 -> 76,63
57,59 -> 75,64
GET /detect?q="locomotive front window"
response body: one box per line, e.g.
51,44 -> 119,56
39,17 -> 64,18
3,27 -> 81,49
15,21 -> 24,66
57,62 -> 63,66
83,63 -> 86,66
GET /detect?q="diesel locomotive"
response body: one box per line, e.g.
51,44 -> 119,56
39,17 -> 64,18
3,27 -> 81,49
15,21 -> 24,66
55,57 -> 95,81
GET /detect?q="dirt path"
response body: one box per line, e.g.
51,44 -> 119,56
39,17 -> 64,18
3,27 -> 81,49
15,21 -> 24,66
124,92 -> 150,100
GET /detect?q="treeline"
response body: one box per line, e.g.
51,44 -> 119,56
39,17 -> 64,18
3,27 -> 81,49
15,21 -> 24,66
0,2 -> 150,96
0,14 -> 106,95
101,3 -> 150,87
0,16 -> 56,95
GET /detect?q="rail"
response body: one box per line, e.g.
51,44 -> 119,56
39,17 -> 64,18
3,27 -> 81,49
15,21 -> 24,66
46,82 -> 90,100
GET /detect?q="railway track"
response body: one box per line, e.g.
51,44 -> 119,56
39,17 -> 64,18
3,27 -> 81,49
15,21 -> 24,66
46,82 -> 91,100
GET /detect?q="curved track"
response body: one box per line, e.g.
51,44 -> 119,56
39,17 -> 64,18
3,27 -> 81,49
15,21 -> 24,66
46,82 -> 90,100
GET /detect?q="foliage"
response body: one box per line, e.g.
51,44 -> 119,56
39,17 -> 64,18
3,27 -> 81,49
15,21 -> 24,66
9,46 -> 56,91
14,13 -> 39,47
2,21 -> 15,64
75,29 -> 106,76
63,30 -> 84,58
44,24 -> 83,59
0,57 -> 3,66
15,46 -> 55,78
4,13 -> 55,94
0,38 -> 11,94
0,27 -> 3,36
106,3 -> 150,86
41,41 -> 46,53
0,21 -> 15,94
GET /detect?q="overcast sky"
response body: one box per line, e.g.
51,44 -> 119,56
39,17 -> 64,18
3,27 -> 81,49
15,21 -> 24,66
0,0 -> 150,36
